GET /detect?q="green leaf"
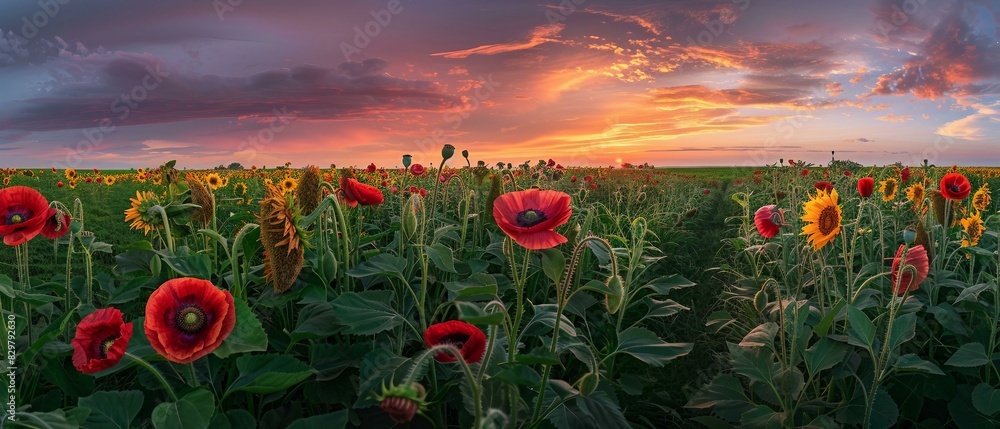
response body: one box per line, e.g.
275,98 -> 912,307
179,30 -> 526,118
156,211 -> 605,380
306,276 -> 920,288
946,343 -> 990,367
893,354 -> 944,375
739,322 -> 778,349
292,302 -> 341,340
927,303 -> 971,337
576,389 -> 631,429
640,274 -> 695,296
523,304 -> 577,338
954,283 -> 991,304
613,327 -> 692,367
214,299 -> 268,359
79,390 -> 143,429
346,253 -> 407,281
540,248 -> 566,284
972,383 -> 1000,416
846,305 -> 875,349
445,273 -> 498,301
455,301 -> 506,325
356,348 -> 411,409
226,354 -> 315,398
685,374 -> 753,422
151,388 -> 216,429
330,291 -> 402,335
160,246 -> 213,279
425,244 -> 458,273
887,313 -> 917,351
728,343 -> 777,386
286,410 -> 348,429
25,305 -> 77,364
13,408 -> 91,429
804,337 -> 848,376
740,405 -> 785,429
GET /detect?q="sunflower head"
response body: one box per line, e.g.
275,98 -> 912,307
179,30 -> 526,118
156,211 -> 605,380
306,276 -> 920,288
296,166 -> 322,215
879,178 -> 897,202
905,183 -> 925,207
800,188 -> 842,250
280,177 -> 298,194
124,191 -> 164,234
960,211 -> 986,247
186,173 -> 214,224
258,185 -> 308,293
205,173 -> 223,190
233,182 -> 248,196
972,183 -> 991,212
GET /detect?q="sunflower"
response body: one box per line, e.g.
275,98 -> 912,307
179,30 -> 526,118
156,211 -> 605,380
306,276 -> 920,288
801,189 -> 842,250
233,182 -> 248,196
960,211 -> 986,247
135,172 -> 147,183
124,191 -> 163,234
879,178 -> 897,202
905,183 -> 925,208
972,184 -> 991,212
151,175 -> 163,186
105,176 -> 117,186
65,168 -> 77,180
205,173 -> 223,190
280,177 -> 298,194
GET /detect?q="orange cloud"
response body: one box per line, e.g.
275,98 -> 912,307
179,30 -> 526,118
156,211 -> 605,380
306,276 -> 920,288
430,25 -> 563,59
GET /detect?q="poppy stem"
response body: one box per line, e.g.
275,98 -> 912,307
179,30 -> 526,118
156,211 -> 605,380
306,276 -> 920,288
124,352 -> 179,402
185,362 -> 199,387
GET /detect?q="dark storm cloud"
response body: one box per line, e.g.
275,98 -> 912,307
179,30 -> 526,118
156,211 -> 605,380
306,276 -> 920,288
0,55 -> 461,132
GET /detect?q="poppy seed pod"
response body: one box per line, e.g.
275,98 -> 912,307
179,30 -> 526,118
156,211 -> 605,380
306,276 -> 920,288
441,144 -> 455,161
402,154 -> 412,168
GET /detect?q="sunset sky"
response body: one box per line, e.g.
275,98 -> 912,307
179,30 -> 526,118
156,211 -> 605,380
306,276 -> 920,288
0,0 -> 998,169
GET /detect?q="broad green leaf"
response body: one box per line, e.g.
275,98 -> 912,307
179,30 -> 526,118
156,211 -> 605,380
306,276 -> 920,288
226,354 -> 315,397
613,327 -> 692,367
728,343 -> 777,386
346,253 -> 407,281
455,301 -> 506,325
13,408 -> 91,429
740,405 -> 785,429
887,313 -> 917,351
640,274 -> 695,296
893,354 -> 944,375
540,248 -> 566,284
846,305 -> 875,349
576,390 -> 631,429
151,388 -> 215,429
685,374 -> 753,422
292,302 -> 341,340
972,383 -> 1000,416
214,299 -> 268,358
927,303 -> 971,337
804,337 -> 848,376
330,291 -> 402,335
425,244 -> 457,273
954,283 -> 991,304
79,390 -> 143,429
286,411 -> 348,429
523,304 -> 578,338
445,273 -> 498,301
946,343 -> 990,367
739,323 -> 778,349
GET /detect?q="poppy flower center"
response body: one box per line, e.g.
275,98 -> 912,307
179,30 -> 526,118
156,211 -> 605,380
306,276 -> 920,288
516,209 -> 548,227
439,333 -> 470,350
948,184 -> 961,193
6,207 -> 31,224
818,206 -> 839,235
175,305 -> 208,334
770,211 -> 784,226
95,335 -> 119,359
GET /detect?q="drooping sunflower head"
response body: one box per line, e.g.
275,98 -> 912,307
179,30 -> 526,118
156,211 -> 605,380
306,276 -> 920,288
186,173 -> 214,224
296,166 -> 322,215
258,184 -> 307,293
972,184 -> 991,212
124,190 -> 164,234
205,173 -> 223,190
905,183 -> 925,207
879,178 -> 897,202
800,188 -> 842,250
960,211 -> 986,247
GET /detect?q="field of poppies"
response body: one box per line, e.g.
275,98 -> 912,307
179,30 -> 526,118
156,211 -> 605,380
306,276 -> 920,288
2,148 -> 1000,428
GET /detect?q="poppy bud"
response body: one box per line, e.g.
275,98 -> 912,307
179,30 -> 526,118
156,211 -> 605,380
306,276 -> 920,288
604,275 -> 625,314
754,288 -> 768,312
377,382 -> 427,424
402,194 -> 421,242
441,144 -> 455,161
577,372 -> 600,396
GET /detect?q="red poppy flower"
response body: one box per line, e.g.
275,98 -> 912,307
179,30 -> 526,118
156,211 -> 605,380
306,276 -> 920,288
0,186 -> 50,246
547,159 -> 556,167
703,189 -> 710,195
72,308 -> 133,374
801,169 -> 809,177
57,181 -> 64,188
584,175 -> 593,183
492,188 -> 572,250
144,278 -> 236,364
814,181 -> 834,193
844,170 -> 852,177
857,177 -> 874,198
410,164 -> 425,176
589,183 -> 598,190
365,163 -> 377,173
900,167 -> 911,182
890,244 -> 928,295
788,159 -> 795,166
570,175 -> 577,183
41,208 -> 72,239
754,205 -> 784,238
939,173 -> 971,200
423,320 -> 486,363
340,177 -> 385,207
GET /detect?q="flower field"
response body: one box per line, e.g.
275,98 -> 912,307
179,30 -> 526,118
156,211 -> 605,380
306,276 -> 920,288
3,152 -> 1000,428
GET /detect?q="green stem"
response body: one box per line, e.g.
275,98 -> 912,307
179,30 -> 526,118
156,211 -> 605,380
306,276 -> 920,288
125,353 -> 179,401
186,362 -> 199,387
